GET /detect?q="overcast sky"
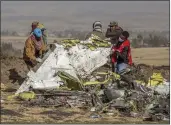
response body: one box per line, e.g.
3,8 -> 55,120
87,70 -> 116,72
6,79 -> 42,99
1,1 -> 169,32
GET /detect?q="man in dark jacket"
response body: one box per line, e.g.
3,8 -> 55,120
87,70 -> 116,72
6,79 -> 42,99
105,21 -> 123,45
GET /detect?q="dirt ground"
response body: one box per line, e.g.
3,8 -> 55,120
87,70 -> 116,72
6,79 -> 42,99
0,42 -> 170,123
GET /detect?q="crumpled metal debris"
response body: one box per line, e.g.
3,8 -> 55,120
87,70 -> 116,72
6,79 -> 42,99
13,35 -> 169,122
24,90 -> 92,108
104,88 -> 125,101
100,78 -> 169,121
16,36 -> 111,95
1,100 -> 4,103
90,114 -> 102,119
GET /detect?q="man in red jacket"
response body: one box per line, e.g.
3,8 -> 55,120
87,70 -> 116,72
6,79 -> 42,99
111,31 -> 132,74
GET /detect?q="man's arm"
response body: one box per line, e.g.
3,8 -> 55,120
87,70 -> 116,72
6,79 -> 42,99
116,27 -> 123,37
25,39 -> 36,61
85,32 -> 92,40
105,28 -> 118,38
39,41 -> 47,58
119,27 -> 123,32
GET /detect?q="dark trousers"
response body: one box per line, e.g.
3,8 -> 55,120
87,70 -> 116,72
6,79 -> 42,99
111,62 -> 121,88
24,60 -> 35,71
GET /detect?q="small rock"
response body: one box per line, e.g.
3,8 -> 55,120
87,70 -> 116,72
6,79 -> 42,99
106,112 -> 114,116
1,100 -> 4,103
90,107 -> 96,112
163,117 -> 170,121
98,90 -> 104,96
130,112 -> 139,118
90,114 -> 101,119
143,112 -> 152,121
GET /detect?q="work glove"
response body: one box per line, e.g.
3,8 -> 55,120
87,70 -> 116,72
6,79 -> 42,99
115,50 -> 121,56
80,41 -> 84,44
110,50 -> 114,56
107,56 -> 111,63
105,38 -> 111,41
110,45 -> 115,55
30,59 -> 37,66
36,58 -> 42,63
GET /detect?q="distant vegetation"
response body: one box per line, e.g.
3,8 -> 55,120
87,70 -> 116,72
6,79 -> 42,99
1,30 -> 19,36
131,32 -> 169,48
1,42 -> 22,58
1,29 -> 169,48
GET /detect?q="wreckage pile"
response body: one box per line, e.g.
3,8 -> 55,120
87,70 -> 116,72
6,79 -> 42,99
12,35 -> 169,122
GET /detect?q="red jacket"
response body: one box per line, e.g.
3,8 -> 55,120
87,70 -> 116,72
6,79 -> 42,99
111,39 -> 132,65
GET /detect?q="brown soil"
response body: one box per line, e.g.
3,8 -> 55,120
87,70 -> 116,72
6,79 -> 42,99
1,57 -> 28,85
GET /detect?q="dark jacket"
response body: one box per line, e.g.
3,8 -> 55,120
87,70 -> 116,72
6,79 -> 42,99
105,27 -> 123,44
112,40 -> 132,65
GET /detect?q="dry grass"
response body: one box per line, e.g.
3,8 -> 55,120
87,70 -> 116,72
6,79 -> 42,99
1,102 -> 167,124
1,42 -> 22,58
132,47 -> 169,66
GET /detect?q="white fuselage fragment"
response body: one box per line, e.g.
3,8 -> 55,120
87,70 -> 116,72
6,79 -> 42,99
15,42 -> 111,95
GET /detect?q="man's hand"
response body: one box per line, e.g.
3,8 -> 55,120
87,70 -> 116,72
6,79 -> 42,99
36,58 -> 42,63
110,49 -> 114,55
30,59 -> 37,66
107,56 -> 111,63
105,38 -> 111,41
115,50 -> 121,56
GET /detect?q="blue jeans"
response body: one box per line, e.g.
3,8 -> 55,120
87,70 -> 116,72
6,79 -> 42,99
116,63 -> 128,74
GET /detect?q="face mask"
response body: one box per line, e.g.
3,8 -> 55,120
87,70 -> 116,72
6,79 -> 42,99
118,37 -> 124,42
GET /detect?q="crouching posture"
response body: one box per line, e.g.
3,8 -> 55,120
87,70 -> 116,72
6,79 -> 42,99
111,31 -> 132,74
23,28 -> 45,70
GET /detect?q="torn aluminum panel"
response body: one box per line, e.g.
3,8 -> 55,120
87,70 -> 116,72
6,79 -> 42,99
16,42 -> 110,95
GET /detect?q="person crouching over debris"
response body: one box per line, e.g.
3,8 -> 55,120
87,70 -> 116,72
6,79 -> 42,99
110,31 -> 133,88
85,21 -> 106,40
23,28 -> 45,71
111,31 -> 132,74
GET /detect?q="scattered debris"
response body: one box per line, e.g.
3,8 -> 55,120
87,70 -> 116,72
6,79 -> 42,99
90,114 -> 102,119
10,36 -> 170,122
90,107 -> 96,112
1,99 -> 4,103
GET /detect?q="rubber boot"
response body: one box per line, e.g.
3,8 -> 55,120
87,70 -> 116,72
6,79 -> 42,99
116,80 -> 121,89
